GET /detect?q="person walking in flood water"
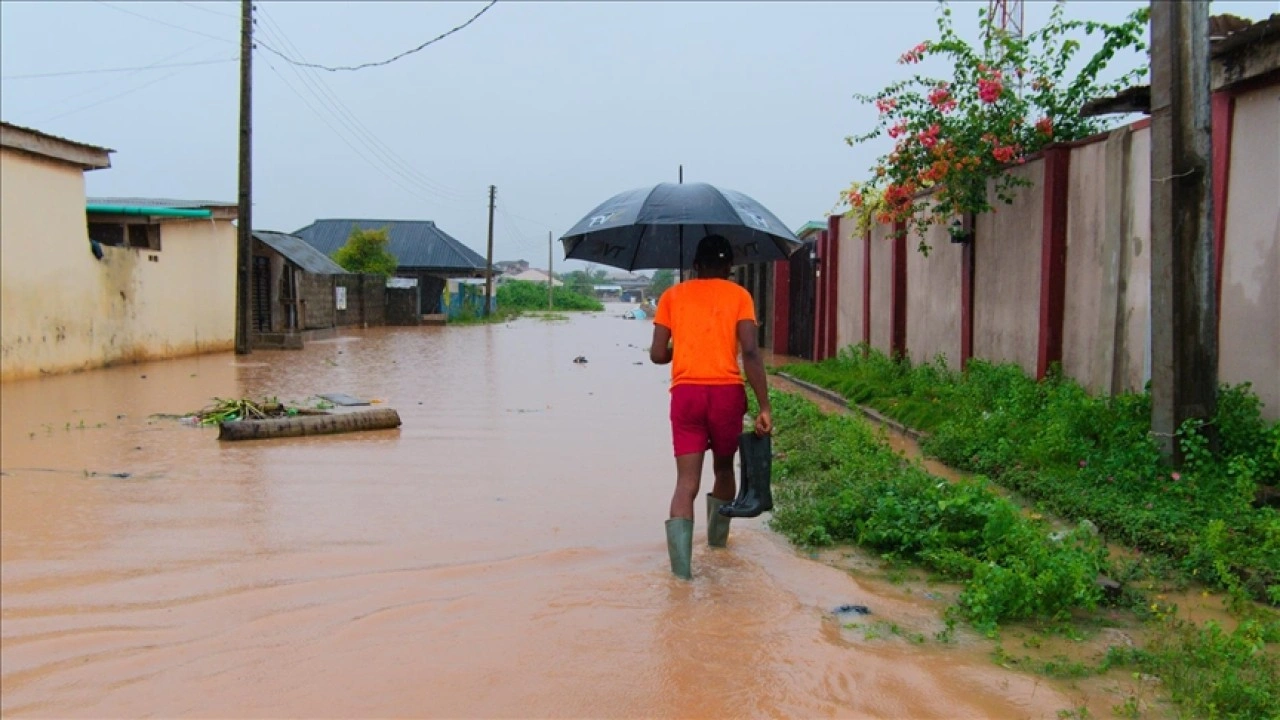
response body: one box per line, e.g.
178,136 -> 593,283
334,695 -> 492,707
649,234 -> 772,579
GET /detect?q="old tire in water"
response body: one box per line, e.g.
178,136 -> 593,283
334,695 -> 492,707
218,408 -> 401,441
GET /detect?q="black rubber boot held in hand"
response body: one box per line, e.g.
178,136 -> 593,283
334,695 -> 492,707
718,432 -> 773,519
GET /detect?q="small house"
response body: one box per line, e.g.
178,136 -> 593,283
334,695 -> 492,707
294,218 -> 487,316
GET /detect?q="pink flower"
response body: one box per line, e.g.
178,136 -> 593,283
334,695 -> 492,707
876,97 -> 898,114
1078,460 -> 1088,468
928,84 -> 951,108
916,123 -> 941,149
888,122 -> 908,139
938,99 -> 958,114
1170,472 -> 1181,482
978,77 -> 1004,104
992,145 -> 1019,164
899,42 -> 928,64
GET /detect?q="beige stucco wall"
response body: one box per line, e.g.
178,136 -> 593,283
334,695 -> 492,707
905,204 -> 962,369
1062,137 -> 1118,393
974,160 -> 1044,376
1,150 -> 104,380
868,222 -> 894,354
835,217 -> 865,351
1,148 -> 235,381
1219,86 -> 1280,419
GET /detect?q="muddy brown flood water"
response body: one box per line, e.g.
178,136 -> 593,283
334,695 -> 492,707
3,307 -> 1092,718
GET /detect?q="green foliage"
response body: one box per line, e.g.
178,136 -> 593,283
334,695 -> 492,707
844,2 -> 1150,250
332,226 -> 397,277
559,269 -> 607,297
768,390 -> 1108,632
778,348 -> 1280,605
1106,611 -> 1280,720
496,280 -> 603,312
649,269 -> 676,300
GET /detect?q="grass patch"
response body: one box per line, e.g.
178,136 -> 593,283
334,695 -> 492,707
768,384 -> 1280,718
769,390 -> 1110,634
779,346 -> 1280,606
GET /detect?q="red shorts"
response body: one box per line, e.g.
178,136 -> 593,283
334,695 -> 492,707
670,383 -> 747,457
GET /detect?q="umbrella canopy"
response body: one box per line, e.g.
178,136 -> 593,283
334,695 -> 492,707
560,182 -> 803,271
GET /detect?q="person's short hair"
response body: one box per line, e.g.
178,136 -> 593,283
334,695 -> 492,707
694,234 -> 733,269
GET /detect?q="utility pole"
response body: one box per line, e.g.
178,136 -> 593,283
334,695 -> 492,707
234,0 -> 254,354
1149,0 -> 1216,462
484,185 -> 495,317
548,230 -> 554,310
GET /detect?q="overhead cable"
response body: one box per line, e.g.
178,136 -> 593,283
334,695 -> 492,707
254,10 -> 471,203
255,1 -> 496,72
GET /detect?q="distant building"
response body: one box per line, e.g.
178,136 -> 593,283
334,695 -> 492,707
498,268 -> 562,287
295,218 -> 487,315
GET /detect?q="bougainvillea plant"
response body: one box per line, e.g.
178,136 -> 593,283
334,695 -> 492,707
841,2 -> 1150,252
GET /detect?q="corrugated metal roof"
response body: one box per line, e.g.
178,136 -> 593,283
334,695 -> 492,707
87,196 -> 237,209
253,230 -> 347,275
2,121 -> 115,153
293,219 -> 486,271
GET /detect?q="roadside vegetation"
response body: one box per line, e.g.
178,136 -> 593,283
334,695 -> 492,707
767,347 -> 1279,719
449,280 -> 602,324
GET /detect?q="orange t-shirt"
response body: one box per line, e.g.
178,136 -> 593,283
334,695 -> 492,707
654,278 -> 757,388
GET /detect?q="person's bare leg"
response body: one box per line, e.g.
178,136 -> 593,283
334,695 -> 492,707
710,453 -> 736,501
670,452 -> 704,520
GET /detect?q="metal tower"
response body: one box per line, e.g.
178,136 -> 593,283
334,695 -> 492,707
987,0 -> 1025,40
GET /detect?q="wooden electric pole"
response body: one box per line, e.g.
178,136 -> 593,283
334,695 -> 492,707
484,184 -> 495,317
234,0 -> 254,354
548,230 -> 554,310
1149,0 -> 1217,461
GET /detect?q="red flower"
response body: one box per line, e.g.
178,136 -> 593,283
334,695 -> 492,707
888,121 -> 908,139
917,123 -> 941,149
1035,117 -> 1053,136
978,76 -> 1004,104
898,42 -> 928,65
938,99 -> 958,114
928,84 -> 951,108
875,97 -> 898,114
992,145 -> 1019,164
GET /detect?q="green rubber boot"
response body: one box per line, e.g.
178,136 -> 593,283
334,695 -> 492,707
706,494 -> 732,548
665,517 -> 693,580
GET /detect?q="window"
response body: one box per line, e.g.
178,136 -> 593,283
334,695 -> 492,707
87,221 -> 161,251
88,222 -> 124,247
128,224 -> 160,250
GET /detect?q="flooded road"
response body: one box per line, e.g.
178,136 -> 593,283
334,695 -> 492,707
4,306 -> 1085,718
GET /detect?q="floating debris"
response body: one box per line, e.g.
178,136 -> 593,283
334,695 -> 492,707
183,397 -> 331,426
832,604 -> 871,616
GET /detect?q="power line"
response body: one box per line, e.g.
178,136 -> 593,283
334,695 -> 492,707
254,7 -> 471,202
94,1 -> 236,45
22,43 -> 217,117
259,54 -> 467,211
176,1 -> 237,18
255,1 -> 496,72
36,66 -> 194,124
3,57 -> 236,80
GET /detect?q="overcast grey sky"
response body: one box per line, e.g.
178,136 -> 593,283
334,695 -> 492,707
1,1 -> 1269,271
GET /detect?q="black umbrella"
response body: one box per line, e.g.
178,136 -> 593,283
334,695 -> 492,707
559,182 -> 803,271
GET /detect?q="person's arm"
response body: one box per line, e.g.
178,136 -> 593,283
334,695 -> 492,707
737,319 -> 772,435
650,323 -> 673,365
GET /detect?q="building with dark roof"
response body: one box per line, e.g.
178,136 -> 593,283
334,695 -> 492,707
294,218 -> 486,314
